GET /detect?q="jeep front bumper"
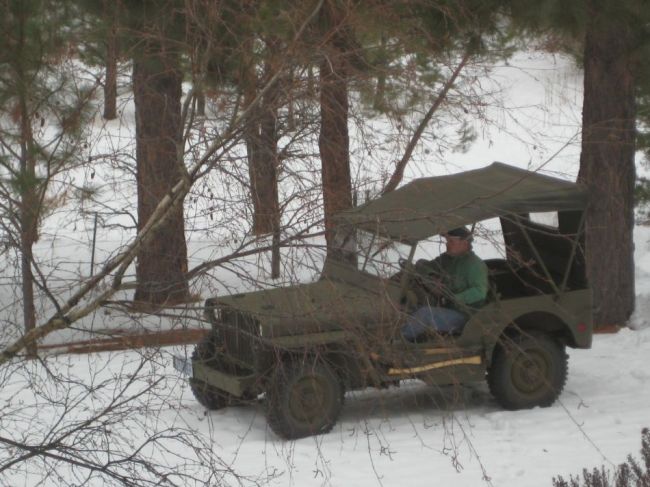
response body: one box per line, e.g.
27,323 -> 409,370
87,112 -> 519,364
173,355 -> 256,397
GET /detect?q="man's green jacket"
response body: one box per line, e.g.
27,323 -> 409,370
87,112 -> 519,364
416,250 -> 488,312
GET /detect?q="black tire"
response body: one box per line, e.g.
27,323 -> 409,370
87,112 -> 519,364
266,359 -> 344,440
189,331 -> 243,410
487,332 -> 568,410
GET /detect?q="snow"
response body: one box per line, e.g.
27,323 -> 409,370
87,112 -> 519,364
3,324 -> 649,486
2,49 -> 650,486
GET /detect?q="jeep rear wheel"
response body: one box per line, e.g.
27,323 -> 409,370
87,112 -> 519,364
487,332 -> 567,410
266,359 -> 343,440
189,331 -> 243,410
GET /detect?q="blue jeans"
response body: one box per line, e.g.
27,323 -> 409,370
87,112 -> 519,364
401,306 -> 468,341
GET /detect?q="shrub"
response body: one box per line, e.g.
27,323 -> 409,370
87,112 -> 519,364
552,428 -> 650,487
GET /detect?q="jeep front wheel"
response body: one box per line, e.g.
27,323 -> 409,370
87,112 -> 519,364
487,332 -> 568,410
266,359 -> 343,440
189,331 -> 242,410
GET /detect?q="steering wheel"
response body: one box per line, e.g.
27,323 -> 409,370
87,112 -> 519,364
413,273 -> 444,298
395,259 -> 443,309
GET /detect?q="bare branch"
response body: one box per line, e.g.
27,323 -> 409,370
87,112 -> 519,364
381,48 -> 471,195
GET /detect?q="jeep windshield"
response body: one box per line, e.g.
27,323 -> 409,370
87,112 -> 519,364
356,229 -> 412,278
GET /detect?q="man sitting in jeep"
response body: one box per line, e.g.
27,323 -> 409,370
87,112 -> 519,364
401,227 -> 489,341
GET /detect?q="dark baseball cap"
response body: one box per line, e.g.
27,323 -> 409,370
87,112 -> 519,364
444,227 -> 472,240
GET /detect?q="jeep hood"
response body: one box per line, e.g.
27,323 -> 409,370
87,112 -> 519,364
207,277 -> 401,336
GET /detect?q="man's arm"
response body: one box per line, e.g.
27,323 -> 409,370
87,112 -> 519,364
453,258 -> 488,306
414,257 -> 445,293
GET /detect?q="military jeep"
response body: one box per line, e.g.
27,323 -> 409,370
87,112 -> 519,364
178,163 -> 592,440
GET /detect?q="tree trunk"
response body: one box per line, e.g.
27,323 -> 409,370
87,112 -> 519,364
319,57 -> 352,245
19,109 -> 38,359
244,55 -> 281,239
103,0 -> 117,121
259,75 -> 281,278
195,87 -> 206,117
242,40 -> 282,278
578,3 -> 636,328
318,2 -> 353,262
132,43 -> 189,306
20,222 -> 37,358
285,68 -> 296,132
16,8 -> 38,358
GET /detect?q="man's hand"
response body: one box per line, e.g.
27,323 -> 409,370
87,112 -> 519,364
419,275 -> 444,295
414,258 -> 432,273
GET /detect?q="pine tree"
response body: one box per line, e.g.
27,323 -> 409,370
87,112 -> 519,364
78,0 -> 193,305
507,0 -> 649,327
129,0 -> 190,305
318,0 -> 355,261
578,0 -> 637,327
102,0 -> 119,120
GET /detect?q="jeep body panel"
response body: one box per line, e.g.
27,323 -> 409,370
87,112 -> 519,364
460,289 -> 593,351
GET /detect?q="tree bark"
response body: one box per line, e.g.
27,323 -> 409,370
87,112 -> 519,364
195,87 -> 206,117
15,7 -> 38,358
242,40 -> 282,278
103,4 -> 118,121
132,41 -> 189,305
19,223 -> 37,358
244,49 -> 281,239
259,75 -> 282,279
19,102 -> 38,359
578,2 -> 636,327
319,2 -> 353,262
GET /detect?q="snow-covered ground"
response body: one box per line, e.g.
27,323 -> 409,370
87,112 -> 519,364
3,303 -> 649,486
2,49 -> 650,486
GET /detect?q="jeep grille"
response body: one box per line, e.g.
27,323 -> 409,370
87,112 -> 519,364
217,309 -> 260,367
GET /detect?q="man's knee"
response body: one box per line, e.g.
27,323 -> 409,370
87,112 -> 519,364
434,309 -> 467,334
